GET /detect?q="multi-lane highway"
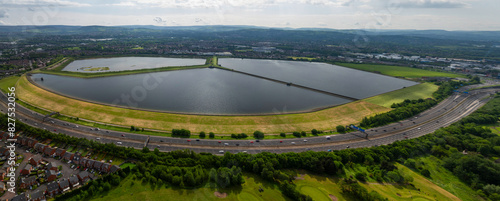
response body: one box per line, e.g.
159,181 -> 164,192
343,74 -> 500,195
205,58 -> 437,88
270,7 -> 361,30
1,87 -> 498,155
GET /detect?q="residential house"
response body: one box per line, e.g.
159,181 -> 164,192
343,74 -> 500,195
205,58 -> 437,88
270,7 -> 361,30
44,146 -> 56,156
20,164 -> 32,175
110,165 -> 121,173
47,162 -> 58,171
77,171 -> 90,183
79,158 -> 88,167
27,138 -> 38,148
63,152 -> 74,161
58,178 -> 70,192
18,136 -> 28,146
86,159 -> 96,168
9,192 -> 28,201
72,153 -> 81,164
101,163 -> 111,172
68,175 -> 80,188
55,148 -> 66,157
29,155 -> 43,166
20,176 -> 37,189
46,181 -> 59,197
93,161 -> 103,171
46,169 -> 57,182
29,190 -> 45,201
34,143 -> 46,153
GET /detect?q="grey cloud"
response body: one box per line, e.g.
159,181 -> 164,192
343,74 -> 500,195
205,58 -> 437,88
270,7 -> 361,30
397,0 -> 467,9
0,10 -> 8,18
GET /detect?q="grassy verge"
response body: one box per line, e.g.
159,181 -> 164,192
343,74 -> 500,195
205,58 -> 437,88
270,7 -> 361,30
336,63 -> 465,79
364,83 -> 439,108
90,173 -> 288,201
14,75 -> 390,134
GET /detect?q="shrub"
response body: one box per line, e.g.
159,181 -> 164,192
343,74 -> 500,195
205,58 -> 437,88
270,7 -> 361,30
199,131 -> 206,138
209,132 -> 215,138
280,133 -> 286,137
253,131 -> 264,139
336,125 -> 346,133
293,132 -> 301,138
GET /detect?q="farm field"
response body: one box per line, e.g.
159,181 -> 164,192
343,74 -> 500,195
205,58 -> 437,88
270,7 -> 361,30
336,63 -> 465,79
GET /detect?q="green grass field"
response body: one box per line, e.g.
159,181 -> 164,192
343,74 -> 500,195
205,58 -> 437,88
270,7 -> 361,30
364,83 -> 439,108
65,47 -> 81,50
294,164 -> 461,201
119,163 -> 136,169
336,63 -> 465,79
90,173 -> 289,201
0,76 -> 21,93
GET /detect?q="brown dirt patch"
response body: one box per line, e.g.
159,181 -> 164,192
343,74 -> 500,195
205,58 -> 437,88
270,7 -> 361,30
214,191 -> 227,198
294,174 -> 305,180
329,194 -> 338,201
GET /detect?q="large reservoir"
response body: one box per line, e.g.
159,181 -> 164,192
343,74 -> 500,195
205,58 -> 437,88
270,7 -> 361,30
62,57 -> 206,72
32,57 -> 418,115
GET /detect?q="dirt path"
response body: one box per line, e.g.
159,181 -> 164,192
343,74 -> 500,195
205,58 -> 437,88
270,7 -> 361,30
214,191 -> 227,198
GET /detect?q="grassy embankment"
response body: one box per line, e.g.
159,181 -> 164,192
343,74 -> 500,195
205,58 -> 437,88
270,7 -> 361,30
336,63 -> 466,79
364,83 -> 439,108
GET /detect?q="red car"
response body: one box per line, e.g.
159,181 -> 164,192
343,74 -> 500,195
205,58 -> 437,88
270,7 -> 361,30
218,141 -> 221,143
250,141 -> 254,143
121,134 -> 125,137
187,140 -> 191,142
280,141 -> 283,143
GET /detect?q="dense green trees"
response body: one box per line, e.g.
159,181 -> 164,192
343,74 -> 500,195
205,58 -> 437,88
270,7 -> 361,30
336,125 -> 346,133
253,130 -> 265,139
172,129 -> 191,137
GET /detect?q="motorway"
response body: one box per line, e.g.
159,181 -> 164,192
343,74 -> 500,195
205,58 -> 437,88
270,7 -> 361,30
1,87 -> 498,155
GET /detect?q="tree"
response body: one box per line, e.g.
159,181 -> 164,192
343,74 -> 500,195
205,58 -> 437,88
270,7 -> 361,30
293,132 -> 301,138
199,131 -> 206,138
209,132 -> 215,138
336,125 -> 346,133
420,169 -> 431,177
280,133 -> 286,137
253,131 -> 264,139
301,131 -> 306,136
311,129 -> 319,135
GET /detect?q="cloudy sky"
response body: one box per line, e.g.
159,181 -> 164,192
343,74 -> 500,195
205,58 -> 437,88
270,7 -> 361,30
0,0 -> 498,30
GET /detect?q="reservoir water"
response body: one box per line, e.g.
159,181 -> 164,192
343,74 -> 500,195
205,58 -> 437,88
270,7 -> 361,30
218,58 -> 418,99
62,57 -> 206,72
31,69 -> 350,115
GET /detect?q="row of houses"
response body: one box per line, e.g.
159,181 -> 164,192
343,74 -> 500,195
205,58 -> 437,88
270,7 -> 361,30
17,135 -> 121,174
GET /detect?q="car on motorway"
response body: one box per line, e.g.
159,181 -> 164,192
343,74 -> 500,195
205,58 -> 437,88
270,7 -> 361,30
157,145 -> 160,148
256,139 -> 260,142
218,141 -> 221,143
327,149 -> 332,152
117,142 -> 122,145
236,143 -> 240,146
242,151 -> 248,153
121,134 -> 125,137
303,139 -> 308,142
418,127 -> 421,130
96,138 -> 100,140
346,145 -> 350,148
224,143 -> 229,146
325,136 -> 331,140
160,140 -> 164,142
291,142 -> 296,145
75,125 -> 79,128
250,141 -> 254,143
196,139 -> 200,141
187,140 -> 191,142
219,150 -> 224,153
280,141 -> 283,143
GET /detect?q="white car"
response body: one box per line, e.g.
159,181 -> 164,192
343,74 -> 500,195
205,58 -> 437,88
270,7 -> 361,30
303,139 -> 308,142
325,136 -> 331,139
117,142 -> 122,145
291,142 -> 296,145
219,150 -> 224,153
96,138 -> 100,140
224,143 -> 229,146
